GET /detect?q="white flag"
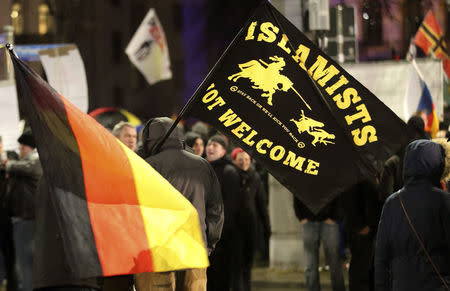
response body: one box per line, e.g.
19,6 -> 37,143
403,62 -> 424,121
38,44 -> 89,112
126,8 -> 172,85
0,80 -> 20,151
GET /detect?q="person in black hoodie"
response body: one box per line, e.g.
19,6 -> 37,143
375,139 -> 450,291
135,117 -> 224,291
293,196 -> 345,291
205,135 -> 241,291
231,148 -> 270,291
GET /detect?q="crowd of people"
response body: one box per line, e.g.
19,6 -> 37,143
0,118 -> 271,291
293,114 -> 450,291
0,113 -> 449,291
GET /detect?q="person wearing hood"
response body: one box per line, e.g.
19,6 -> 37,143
374,139 -> 450,291
205,135 -> 241,291
134,117 -> 224,291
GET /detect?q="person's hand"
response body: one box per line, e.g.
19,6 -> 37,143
300,218 -> 308,224
359,226 -> 370,235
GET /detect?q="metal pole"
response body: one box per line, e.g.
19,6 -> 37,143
336,4 -> 344,64
4,25 -> 14,80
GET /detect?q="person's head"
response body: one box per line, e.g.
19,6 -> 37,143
436,122 -> 449,138
185,132 -> 204,156
140,117 -> 184,157
407,115 -> 428,140
232,147 -> 251,171
17,130 -> 35,159
191,121 -> 209,141
206,135 -> 227,162
112,121 -> 137,151
403,139 -> 450,187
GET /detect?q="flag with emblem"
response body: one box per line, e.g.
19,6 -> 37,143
126,8 -> 172,85
183,1 -> 409,213
7,46 -> 207,278
414,10 -> 450,79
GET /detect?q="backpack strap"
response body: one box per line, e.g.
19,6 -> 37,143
398,193 -> 449,290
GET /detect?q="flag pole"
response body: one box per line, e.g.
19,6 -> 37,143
290,87 -> 312,110
5,43 -> 18,58
152,0 -> 268,154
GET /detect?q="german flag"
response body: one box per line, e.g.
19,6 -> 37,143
7,46 -> 208,278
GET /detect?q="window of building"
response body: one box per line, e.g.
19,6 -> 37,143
11,3 -> 24,35
38,3 -> 55,35
361,0 -> 382,45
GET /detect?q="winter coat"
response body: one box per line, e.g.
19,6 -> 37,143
379,154 -> 403,202
5,150 -> 42,219
208,156 -> 241,238
0,167 -> 6,206
342,179 -> 382,236
142,117 -> 224,254
374,139 -> 450,291
235,166 -> 270,237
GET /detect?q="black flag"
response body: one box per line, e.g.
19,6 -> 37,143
185,2 -> 409,212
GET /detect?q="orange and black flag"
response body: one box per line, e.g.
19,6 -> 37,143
7,46 -> 208,278
414,10 -> 450,78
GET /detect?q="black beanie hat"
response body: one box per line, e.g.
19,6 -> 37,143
18,130 -> 36,148
208,134 -> 227,149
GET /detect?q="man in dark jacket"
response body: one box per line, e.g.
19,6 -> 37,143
375,139 -> 450,291
293,196 -> 345,291
4,130 -> 42,291
343,180 -> 382,291
0,136 -> 20,291
205,135 -> 241,291
231,148 -> 270,291
135,117 -> 224,291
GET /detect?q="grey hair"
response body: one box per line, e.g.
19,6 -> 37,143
112,121 -> 134,137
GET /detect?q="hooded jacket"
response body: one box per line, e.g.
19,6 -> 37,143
142,117 -> 224,254
375,139 -> 450,291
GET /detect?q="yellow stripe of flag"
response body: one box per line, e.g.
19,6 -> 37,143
118,143 -> 209,271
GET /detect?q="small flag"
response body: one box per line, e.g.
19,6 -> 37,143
414,10 -> 450,79
126,8 -> 172,85
8,46 -> 207,278
183,2 -> 409,213
404,61 -> 439,137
